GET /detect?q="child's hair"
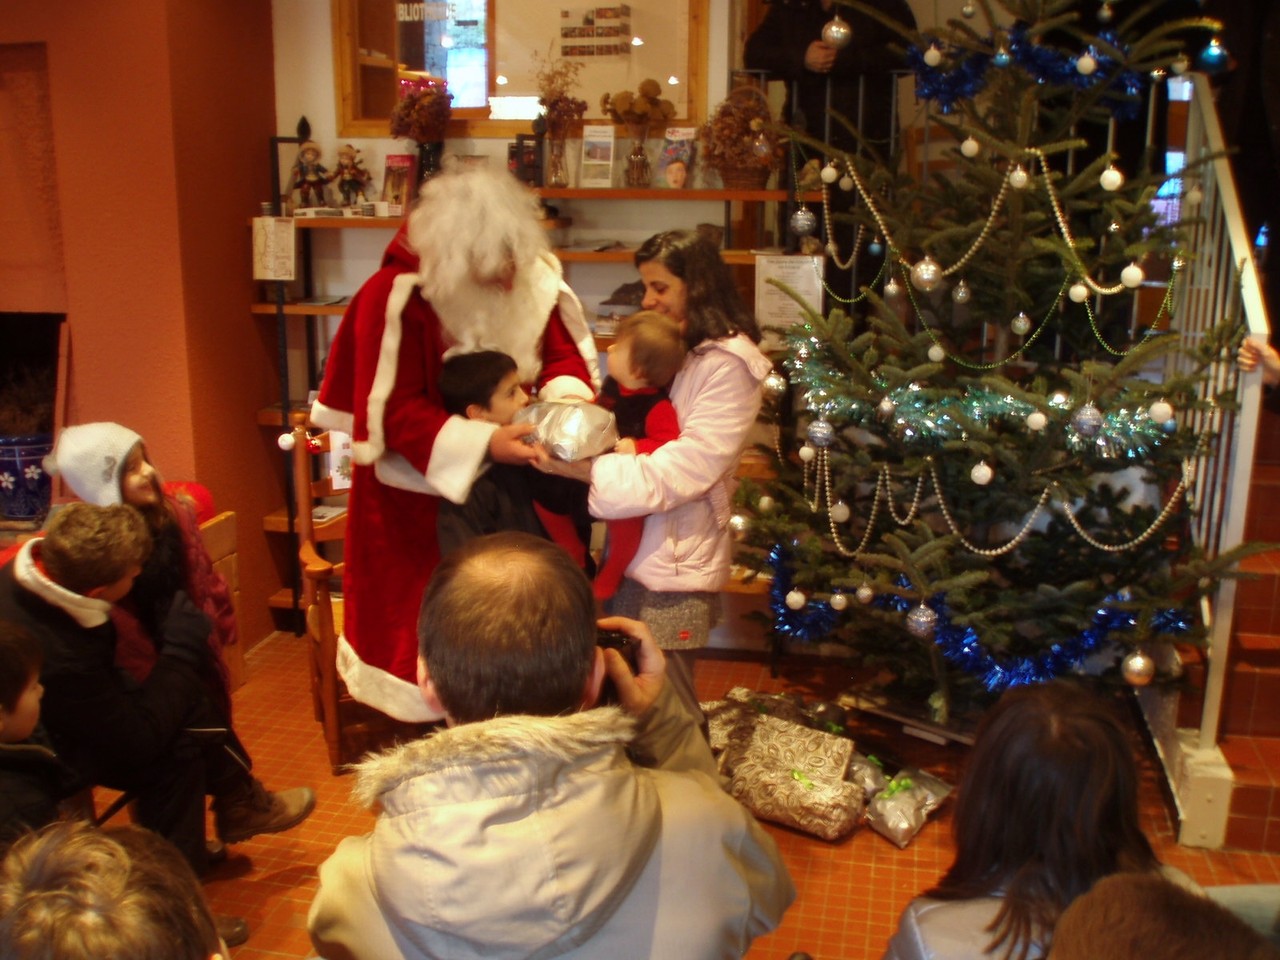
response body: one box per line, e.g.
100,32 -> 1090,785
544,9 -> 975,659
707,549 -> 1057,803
439,350 -> 519,416
928,679 -> 1159,960
0,623 -> 41,714
39,503 -> 152,596
0,821 -> 221,960
1049,872 -> 1279,960
616,310 -> 686,388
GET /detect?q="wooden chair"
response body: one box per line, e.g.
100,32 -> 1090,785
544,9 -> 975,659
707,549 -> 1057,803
287,412 -> 433,773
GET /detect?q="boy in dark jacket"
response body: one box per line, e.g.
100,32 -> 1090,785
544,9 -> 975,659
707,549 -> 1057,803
0,621 -> 80,844
436,350 -> 594,567
0,504 -> 314,877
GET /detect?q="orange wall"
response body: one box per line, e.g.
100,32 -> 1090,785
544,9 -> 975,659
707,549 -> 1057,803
1,1 -> 283,645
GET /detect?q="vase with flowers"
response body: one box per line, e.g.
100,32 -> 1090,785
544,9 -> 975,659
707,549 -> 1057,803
390,76 -> 453,186
534,54 -> 588,188
699,86 -> 783,190
601,79 -> 676,188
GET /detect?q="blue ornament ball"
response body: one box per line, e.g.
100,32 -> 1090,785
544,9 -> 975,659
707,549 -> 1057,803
1072,402 -> 1104,438
993,48 -> 1011,67
1197,39 -> 1229,76
868,239 -> 884,257
1162,418 -> 1178,434
807,419 -> 836,447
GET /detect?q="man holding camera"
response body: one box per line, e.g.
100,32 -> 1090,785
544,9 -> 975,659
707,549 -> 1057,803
308,532 -> 794,960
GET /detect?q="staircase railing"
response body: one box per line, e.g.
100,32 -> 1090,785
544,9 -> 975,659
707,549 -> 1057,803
1167,72 -> 1270,751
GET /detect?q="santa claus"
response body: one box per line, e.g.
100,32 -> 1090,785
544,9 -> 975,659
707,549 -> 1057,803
311,166 -> 599,720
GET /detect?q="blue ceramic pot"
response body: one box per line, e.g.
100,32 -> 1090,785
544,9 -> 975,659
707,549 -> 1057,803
0,434 -> 54,521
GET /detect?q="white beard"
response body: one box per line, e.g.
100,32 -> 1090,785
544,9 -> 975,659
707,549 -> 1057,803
432,257 -> 559,383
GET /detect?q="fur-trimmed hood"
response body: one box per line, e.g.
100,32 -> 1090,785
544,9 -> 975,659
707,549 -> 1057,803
349,707 -> 663,960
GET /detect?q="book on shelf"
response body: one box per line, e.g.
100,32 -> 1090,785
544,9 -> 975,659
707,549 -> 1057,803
381,154 -> 418,215
657,127 -> 697,189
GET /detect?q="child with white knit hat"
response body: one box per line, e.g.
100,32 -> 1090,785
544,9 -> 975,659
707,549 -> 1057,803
42,422 -> 316,880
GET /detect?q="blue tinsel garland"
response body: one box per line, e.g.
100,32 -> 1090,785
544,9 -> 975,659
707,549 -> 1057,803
767,547 -> 1189,691
908,24 -> 1145,121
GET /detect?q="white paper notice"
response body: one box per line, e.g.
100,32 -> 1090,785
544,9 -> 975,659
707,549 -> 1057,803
754,255 -> 823,349
252,216 -> 297,281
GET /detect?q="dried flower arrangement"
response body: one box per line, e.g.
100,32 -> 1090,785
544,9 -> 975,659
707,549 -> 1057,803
0,367 -> 55,437
600,78 -> 676,130
534,54 -> 588,137
699,86 -> 784,183
389,76 -> 453,143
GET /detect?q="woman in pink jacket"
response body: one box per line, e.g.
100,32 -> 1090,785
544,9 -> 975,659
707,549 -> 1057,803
547,229 -> 772,720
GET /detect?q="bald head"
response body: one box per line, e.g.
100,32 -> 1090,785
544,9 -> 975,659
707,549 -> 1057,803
418,533 -> 597,723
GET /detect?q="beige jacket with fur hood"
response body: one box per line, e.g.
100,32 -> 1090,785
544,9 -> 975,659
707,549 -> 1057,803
307,686 -> 793,960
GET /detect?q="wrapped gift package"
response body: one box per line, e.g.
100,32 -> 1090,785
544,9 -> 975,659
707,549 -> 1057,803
514,401 -> 618,461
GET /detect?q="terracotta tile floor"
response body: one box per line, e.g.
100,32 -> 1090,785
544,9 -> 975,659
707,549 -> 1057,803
182,633 -> 1280,960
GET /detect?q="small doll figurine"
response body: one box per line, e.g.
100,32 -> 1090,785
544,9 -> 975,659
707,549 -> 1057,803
291,140 -> 330,208
333,143 -> 372,207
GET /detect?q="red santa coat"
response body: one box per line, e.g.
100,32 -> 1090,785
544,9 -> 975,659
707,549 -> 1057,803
312,227 -> 598,720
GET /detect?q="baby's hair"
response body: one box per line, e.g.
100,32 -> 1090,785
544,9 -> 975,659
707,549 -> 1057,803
616,310 -> 686,388
0,623 -> 41,714
439,350 -> 519,416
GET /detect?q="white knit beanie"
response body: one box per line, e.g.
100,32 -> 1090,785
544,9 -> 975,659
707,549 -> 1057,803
44,422 -> 144,506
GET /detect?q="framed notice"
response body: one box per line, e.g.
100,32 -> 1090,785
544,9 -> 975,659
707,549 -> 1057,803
579,124 -> 616,188
754,255 -> 824,350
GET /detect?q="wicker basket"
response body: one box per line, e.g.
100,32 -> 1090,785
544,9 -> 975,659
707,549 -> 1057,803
718,166 -> 771,190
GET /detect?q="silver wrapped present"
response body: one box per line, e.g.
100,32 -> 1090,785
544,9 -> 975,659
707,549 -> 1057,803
514,401 -> 618,461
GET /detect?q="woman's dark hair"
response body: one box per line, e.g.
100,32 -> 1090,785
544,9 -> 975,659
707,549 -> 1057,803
928,680 -> 1159,960
634,230 -> 761,347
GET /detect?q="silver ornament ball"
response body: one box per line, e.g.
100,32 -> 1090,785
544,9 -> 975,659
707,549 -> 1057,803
789,206 -> 818,237
1026,410 -> 1048,432
970,461 -> 994,485
877,396 -> 897,418
820,162 -> 839,184
1121,262 -> 1145,288
829,500 -> 851,523
1069,282 -> 1090,303
1076,52 -> 1097,76
785,589 -> 807,611
923,45 -> 942,68
798,444 -> 817,463
928,344 -> 947,363
1010,312 -> 1031,336
1121,649 -> 1156,686
951,279 -> 972,304
762,371 -> 788,400
960,136 -> 980,158
1008,164 -> 1029,189
838,174 -> 854,192
1099,165 -> 1125,191
728,513 -> 750,542
910,256 -> 943,292
856,583 -> 875,604
807,419 -> 835,447
276,432 -> 296,452
1148,399 -> 1174,423
906,604 -> 938,638
829,591 -> 848,611
821,14 -> 852,49
757,495 -> 775,514
961,0 -> 976,17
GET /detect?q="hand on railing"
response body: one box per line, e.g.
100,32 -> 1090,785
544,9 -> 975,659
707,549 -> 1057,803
1238,340 -> 1280,387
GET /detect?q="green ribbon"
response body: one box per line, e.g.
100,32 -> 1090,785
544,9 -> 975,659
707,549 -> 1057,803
790,769 -> 816,790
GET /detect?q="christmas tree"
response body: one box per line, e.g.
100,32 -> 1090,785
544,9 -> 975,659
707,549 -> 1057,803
733,0 -> 1258,722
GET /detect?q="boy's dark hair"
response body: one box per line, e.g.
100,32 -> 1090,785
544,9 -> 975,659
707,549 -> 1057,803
616,310 -> 685,388
418,531 -> 596,723
40,503 -> 151,597
0,623 -> 41,714
439,351 -> 518,416
0,821 -> 221,960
